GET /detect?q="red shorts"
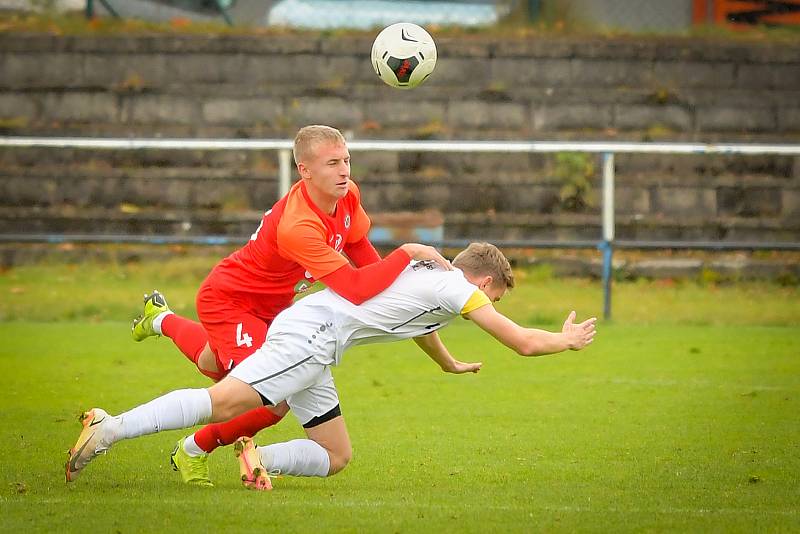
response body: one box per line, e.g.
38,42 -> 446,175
195,277 -> 292,378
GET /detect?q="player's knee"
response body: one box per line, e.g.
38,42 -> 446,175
208,386 -> 245,421
210,397 -> 238,422
327,446 -> 352,475
269,401 -> 290,418
196,345 -> 220,377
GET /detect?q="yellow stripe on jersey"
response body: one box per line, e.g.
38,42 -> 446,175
460,289 -> 491,315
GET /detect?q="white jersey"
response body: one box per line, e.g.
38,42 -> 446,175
266,260 -> 488,366
229,260 -> 491,425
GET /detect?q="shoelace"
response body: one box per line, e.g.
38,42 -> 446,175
266,468 -> 282,479
244,469 -> 280,485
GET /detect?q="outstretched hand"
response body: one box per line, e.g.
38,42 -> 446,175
562,311 -> 597,350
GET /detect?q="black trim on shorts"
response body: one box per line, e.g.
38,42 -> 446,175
302,404 -> 342,429
247,355 -> 315,387
257,392 -> 274,406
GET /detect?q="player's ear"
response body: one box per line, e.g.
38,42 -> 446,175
297,162 -> 310,180
479,275 -> 494,291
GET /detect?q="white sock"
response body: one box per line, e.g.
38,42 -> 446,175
152,311 -> 174,335
259,439 -> 331,477
182,435 -> 207,457
115,389 -> 212,442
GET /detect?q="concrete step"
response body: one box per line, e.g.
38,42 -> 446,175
1,205 -> 797,243
3,162 -> 792,185
2,161 -> 799,226
2,146 -> 797,182
1,240 -> 795,281
3,92 -> 800,141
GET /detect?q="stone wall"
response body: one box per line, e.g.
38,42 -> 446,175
1,33 -> 799,244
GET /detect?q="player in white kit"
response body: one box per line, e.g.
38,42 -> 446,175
66,243 -> 597,489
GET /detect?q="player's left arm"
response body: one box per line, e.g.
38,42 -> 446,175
413,332 -> 482,374
466,305 -> 596,357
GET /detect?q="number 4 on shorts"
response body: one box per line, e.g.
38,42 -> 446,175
236,323 -> 253,348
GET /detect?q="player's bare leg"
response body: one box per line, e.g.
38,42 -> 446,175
196,346 -> 222,378
207,376 -> 265,421
304,416 -> 352,475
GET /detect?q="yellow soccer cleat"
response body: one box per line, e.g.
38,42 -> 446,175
65,408 -> 113,482
170,439 -> 213,487
234,437 -> 273,491
131,290 -> 170,342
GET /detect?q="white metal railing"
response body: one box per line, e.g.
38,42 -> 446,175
2,136 -> 799,318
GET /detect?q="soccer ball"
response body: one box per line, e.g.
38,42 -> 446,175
371,23 -> 437,89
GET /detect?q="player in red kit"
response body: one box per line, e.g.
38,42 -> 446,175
131,125 -> 451,486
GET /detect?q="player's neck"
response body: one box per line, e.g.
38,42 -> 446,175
303,184 -> 337,216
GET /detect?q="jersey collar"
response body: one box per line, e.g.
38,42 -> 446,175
300,180 -> 340,221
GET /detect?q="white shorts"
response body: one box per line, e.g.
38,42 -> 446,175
228,318 -> 339,426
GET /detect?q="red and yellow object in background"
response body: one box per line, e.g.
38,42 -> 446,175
693,0 -> 800,27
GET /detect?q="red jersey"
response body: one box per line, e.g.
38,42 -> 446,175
207,179 -> 371,321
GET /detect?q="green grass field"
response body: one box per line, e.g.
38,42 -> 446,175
1,258 -> 798,532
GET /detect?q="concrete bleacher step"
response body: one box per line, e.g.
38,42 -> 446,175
1,151 -> 798,243
1,203 -> 796,244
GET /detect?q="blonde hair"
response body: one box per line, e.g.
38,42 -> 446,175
293,125 -> 347,165
452,242 -> 515,291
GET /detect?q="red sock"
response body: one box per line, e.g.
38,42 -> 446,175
194,407 -> 284,453
160,314 -> 208,367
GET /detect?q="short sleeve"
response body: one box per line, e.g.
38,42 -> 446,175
460,290 -> 491,315
432,269 -> 489,316
278,219 -> 349,280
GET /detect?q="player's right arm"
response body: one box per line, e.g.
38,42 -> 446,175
466,306 -> 597,357
342,235 -> 382,266
321,243 -> 451,305
279,212 -> 452,305
338,182 -> 450,271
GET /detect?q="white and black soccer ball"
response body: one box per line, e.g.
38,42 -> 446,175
371,23 -> 437,90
